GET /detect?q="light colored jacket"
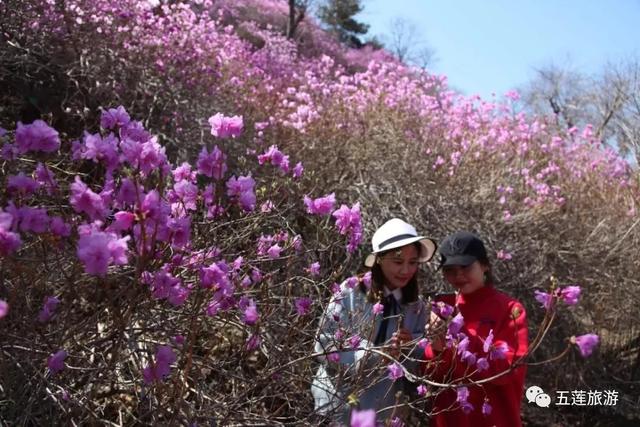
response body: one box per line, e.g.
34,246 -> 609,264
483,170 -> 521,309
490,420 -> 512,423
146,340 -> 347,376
311,281 -> 428,422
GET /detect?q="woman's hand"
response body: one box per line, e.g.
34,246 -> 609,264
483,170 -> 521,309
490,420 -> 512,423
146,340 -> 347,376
386,327 -> 413,362
427,311 -> 446,352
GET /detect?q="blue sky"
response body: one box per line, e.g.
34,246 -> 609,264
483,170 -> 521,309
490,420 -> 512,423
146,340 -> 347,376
359,0 -> 640,99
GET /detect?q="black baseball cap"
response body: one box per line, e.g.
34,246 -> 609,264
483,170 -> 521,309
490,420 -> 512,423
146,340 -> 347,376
438,231 -> 487,267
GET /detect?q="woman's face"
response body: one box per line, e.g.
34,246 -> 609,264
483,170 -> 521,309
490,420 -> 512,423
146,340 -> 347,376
442,261 -> 488,294
378,244 -> 419,290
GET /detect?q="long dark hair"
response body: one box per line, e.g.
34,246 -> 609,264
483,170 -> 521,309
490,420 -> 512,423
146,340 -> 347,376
360,242 -> 422,304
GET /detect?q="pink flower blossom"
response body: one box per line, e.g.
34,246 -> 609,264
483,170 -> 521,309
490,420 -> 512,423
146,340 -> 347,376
417,384 -> 427,396
560,285 -> 581,306
110,211 -> 136,231
226,175 -> 256,212
496,250 -> 512,260
18,207 -> 49,233
246,334 -> 261,351
482,401 -> 493,415
574,333 -> 599,357
0,299 -> 8,319
81,132 -> 120,170
267,244 -> 282,258
332,202 -> 363,252
143,345 -> 176,384
372,302 -> 384,315
76,229 -> 130,277
348,335 -> 362,349
295,297 -> 312,316
258,145 -> 285,167
476,357 -> 489,371
101,106 -> 131,130
197,146 -> 227,179
7,173 -> 40,196
303,193 -> 335,215
387,362 -> 404,380
208,113 -> 243,138
0,214 -> 21,256
200,261 -> 230,291
350,409 -> 375,427
359,272 -> 372,289
292,162 -> 304,178
38,296 -> 60,322
534,290 -> 553,310
242,299 -> 260,325
307,261 -> 321,276
34,162 -> 57,192
48,350 -> 67,375
49,217 -> 72,237
70,176 -> 107,220
15,120 -> 60,154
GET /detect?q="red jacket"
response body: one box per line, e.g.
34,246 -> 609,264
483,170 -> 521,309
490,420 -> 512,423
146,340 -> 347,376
423,285 -> 528,427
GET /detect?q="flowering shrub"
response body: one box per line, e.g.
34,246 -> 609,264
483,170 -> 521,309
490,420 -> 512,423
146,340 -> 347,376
0,109 -> 362,424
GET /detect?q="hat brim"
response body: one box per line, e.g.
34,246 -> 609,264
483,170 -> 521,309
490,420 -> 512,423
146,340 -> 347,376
440,254 -> 478,267
364,237 -> 437,267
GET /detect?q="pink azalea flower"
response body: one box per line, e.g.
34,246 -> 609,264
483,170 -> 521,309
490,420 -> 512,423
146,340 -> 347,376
362,272 -> 372,289
0,299 -> 8,319
560,285 -> 581,306
173,180 -> 199,211
574,333 -> 599,357
81,132 -> 120,170
7,173 -> 40,196
327,352 -> 340,363
15,120 -> 60,154
226,175 -> 256,212
303,193 -> 335,215
372,302 -> 384,315
37,296 -> 60,323
448,313 -> 464,335
49,217 -> 72,237
482,401 -> 493,416
350,409 -> 376,427
416,384 -> 427,396
138,137 -> 168,177
387,362 -> 404,380
292,161 -> 304,178
100,106 -> 131,130
34,163 -> 57,192
48,350 -> 67,375
307,262 -> 321,276
534,290 -> 553,310
110,211 -> 136,231
199,261 -> 230,290
172,162 -> 196,182
0,220 -> 21,256
267,244 -> 281,259
476,357 -> 489,371
348,335 -> 362,349
70,176 -> 106,220
143,345 -> 176,384
208,113 -> 243,139
197,146 -> 227,179
245,334 -> 261,351
77,229 -> 130,277
18,207 -> 49,234
295,297 -> 312,316
258,145 -> 285,167
243,300 -> 259,325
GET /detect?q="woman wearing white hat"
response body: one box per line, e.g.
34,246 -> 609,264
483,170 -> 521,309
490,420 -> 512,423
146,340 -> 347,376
311,218 -> 437,423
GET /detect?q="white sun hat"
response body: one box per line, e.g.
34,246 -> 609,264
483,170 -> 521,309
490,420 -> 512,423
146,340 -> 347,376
364,218 -> 437,267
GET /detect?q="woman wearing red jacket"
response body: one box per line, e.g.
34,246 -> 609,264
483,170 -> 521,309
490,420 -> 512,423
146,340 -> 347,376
423,231 -> 528,427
